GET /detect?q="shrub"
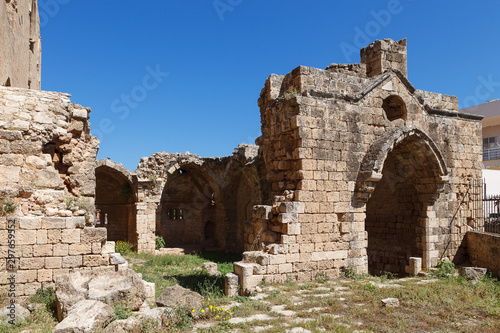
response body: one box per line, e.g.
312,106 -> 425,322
434,260 -> 456,278
155,236 -> 166,250
115,241 -> 134,255
28,287 -> 57,315
113,305 -> 133,320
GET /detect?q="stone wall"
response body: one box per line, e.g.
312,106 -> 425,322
0,87 -> 115,297
0,86 -> 98,218
467,231 -> 500,276
0,216 -> 115,296
96,144 -> 269,253
231,38 -> 483,295
0,0 -> 41,89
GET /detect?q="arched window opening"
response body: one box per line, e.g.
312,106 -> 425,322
382,95 -> 407,121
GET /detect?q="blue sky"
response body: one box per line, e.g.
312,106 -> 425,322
40,0 -> 500,171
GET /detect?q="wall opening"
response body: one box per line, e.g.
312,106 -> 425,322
365,135 -> 441,275
95,166 -> 137,247
160,167 -> 217,248
382,95 -> 407,121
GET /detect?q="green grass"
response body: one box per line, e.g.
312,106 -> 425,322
125,250 -> 241,299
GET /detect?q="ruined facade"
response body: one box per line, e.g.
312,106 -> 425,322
98,39 -> 483,296
0,0 -> 41,89
96,145 -> 270,253
229,38 -> 482,294
0,5 -> 483,298
0,88 -> 116,296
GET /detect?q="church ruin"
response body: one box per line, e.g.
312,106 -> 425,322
0,0 -> 483,298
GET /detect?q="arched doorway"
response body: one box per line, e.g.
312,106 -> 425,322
160,167 -> 218,248
363,129 -> 447,275
95,165 -> 137,247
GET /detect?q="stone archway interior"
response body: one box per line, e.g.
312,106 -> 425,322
160,168 -> 216,248
95,166 -> 137,246
365,135 -> 441,275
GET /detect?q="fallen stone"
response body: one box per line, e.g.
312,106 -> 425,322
381,298 -> 400,307
102,316 -> 138,333
0,303 -> 30,324
56,268 -> 146,320
459,267 -> 488,280
110,252 -> 127,265
155,285 -> 203,311
202,262 -> 221,277
53,300 -> 114,333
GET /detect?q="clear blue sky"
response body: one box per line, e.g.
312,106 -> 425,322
40,0 -> 500,171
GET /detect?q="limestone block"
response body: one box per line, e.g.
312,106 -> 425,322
16,230 -> 36,245
225,273 -> 239,297
81,228 -> 107,243
36,229 -> 47,244
33,244 -> 52,257
42,218 -> 67,229
38,269 -> 53,282
45,257 -> 62,269
83,255 -> 109,267
102,241 -> 115,254
47,229 -> 62,243
234,262 -> 254,278
32,169 -> 65,189
0,165 -> 20,184
53,300 -> 114,333
68,243 -> 92,256
62,255 -> 83,268
19,257 -> 44,270
61,229 -> 81,244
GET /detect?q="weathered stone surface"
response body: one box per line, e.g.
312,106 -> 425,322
53,300 -> 114,333
202,262 -> 221,277
0,303 -> 30,324
56,268 -> 146,321
101,316 -> 138,333
459,267 -> 488,280
109,252 -> 126,265
381,298 -> 400,307
0,0 -> 41,89
155,285 -> 203,310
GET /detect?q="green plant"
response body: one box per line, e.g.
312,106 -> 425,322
315,271 -> 329,283
115,241 -> 134,255
112,305 -> 133,320
197,276 -> 224,299
169,307 -> 192,330
284,88 -> 299,99
340,265 -> 360,280
28,287 -> 57,315
155,236 -> 166,250
1,197 -> 17,215
433,260 -> 456,278
65,198 -> 74,209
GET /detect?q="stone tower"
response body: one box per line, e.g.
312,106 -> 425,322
0,0 -> 41,89
361,38 -> 407,77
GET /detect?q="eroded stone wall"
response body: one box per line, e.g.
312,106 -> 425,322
0,87 -> 115,297
0,0 -> 41,89
232,38 -> 483,295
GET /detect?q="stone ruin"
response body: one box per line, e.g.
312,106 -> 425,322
0,0 -> 483,299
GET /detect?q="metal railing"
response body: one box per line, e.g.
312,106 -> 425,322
483,147 -> 500,161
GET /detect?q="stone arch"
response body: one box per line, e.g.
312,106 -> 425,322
95,160 -> 137,247
160,164 -> 222,249
356,128 -> 448,274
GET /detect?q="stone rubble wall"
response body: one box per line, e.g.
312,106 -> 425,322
0,86 -> 98,219
0,87 -> 116,297
0,0 -> 41,89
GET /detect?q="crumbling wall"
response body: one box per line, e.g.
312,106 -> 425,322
230,39 -> 483,295
0,87 -> 119,297
132,144 -> 267,252
0,0 -> 41,89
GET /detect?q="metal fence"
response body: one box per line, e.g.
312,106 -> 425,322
470,178 -> 500,234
